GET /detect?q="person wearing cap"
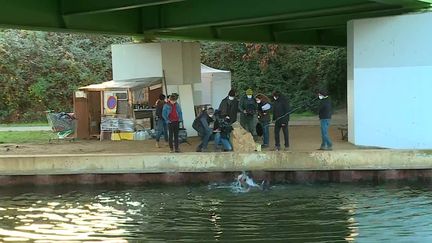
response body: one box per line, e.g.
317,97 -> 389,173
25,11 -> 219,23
193,107 -> 215,152
218,89 -> 239,124
238,88 -> 257,135
272,91 -> 290,151
318,90 -> 333,150
162,93 -> 183,153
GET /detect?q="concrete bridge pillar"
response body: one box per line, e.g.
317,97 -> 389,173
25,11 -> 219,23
347,12 -> 432,149
111,42 -> 201,136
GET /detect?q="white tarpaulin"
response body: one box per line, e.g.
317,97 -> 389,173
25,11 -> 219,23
196,64 -> 232,108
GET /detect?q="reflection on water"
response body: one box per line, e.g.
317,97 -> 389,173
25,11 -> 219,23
0,189 -> 130,242
0,183 -> 431,242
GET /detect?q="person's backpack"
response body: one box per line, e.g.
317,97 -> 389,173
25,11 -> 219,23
192,117 -> 202,133
192,112 -> 205,134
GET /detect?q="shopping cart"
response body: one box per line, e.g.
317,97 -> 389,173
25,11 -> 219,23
46,111 -> 76,142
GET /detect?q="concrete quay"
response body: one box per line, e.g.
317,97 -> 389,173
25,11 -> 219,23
0,150 -> 432,186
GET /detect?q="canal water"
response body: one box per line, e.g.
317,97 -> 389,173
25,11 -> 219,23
0,182 -> 431,242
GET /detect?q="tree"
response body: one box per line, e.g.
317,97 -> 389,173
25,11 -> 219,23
0,31 -> 346,122
0,30 -> 130,122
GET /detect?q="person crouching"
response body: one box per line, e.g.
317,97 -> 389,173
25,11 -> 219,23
213,110 -> 233,152
193,107 -> 215,152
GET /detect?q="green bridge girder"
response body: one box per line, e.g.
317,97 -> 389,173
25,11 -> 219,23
0,0 -> 430,46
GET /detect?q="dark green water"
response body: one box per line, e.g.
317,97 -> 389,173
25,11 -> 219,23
0,183 -> 431,242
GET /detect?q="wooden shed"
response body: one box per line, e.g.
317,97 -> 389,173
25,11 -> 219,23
74,77 -> 163,139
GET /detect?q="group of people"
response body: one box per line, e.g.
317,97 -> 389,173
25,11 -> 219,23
154,88 -> 333,153
193,107 -> 234,152
155,93 -> 183,153
218,88 -> 292,151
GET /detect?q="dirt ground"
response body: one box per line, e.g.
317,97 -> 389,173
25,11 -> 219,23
0,125 -> 356,155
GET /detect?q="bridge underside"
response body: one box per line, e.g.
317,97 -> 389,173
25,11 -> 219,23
0,0 -> 430,45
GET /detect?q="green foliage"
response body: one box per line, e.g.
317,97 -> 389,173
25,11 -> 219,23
201,42 -> 347,112
0,30 -> 130,122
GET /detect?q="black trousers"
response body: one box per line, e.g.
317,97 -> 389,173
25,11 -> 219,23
168,121 -> 180,150
274,122 -> 289,148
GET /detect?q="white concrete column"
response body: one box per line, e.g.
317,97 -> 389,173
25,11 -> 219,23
347,12 -> 432,149
112,43 -> 163,80
347,21 -> 355,144
111,42 -> 201,137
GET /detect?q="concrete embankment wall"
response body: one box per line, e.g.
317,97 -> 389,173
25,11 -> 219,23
1,150 -> 432,185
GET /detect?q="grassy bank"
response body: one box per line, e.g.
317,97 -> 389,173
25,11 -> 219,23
0,122 -> 48,127
0,131 -> 51,144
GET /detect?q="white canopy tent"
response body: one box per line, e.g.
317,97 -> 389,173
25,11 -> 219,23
194,64 -> 232,108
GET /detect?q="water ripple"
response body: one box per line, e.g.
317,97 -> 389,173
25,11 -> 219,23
0,183 -> 432,241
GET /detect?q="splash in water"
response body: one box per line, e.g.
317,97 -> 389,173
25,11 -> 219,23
232,171 -> 269,193
206,172 -> 270,193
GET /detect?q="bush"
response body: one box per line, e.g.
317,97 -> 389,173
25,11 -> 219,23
201,42 -> 347,112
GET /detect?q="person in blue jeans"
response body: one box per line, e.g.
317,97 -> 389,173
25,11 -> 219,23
318,90 -> 333,150
255,94 -> 272,148
193,107 -> 215,152
154,94 -> 168,148
213,111 -> 233,151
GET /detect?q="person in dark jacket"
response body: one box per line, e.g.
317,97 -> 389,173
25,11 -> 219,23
318,90 -> 333,150
218,89 -> 239,124
255,94 -> 272,148
272,91 -> 290,151
238,88 -> 257,135
154,94 -> 168,148
193,107 -> 215,152
213,110 -> 233,151
162,93 -> 183,153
